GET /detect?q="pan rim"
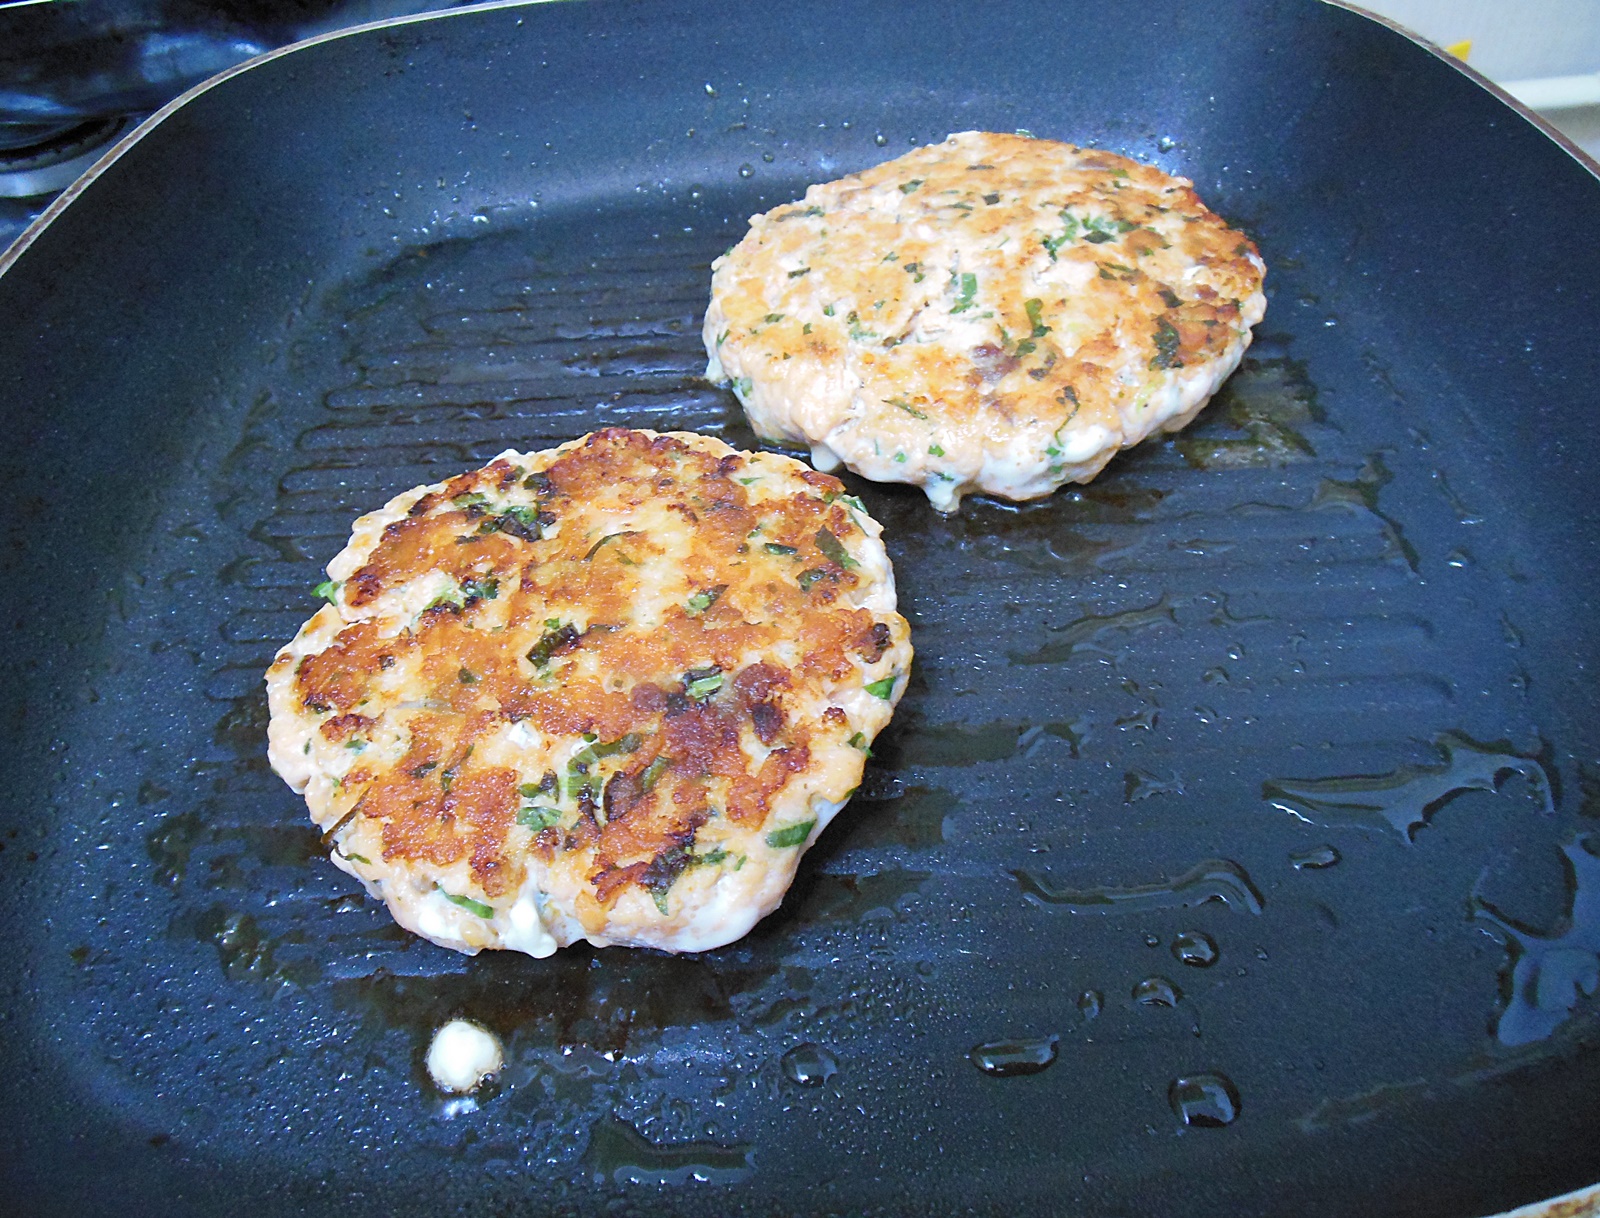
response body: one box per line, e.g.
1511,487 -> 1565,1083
0,0 -> 569,280
1326,0 -> 1600,181
3,1 -> 1597,1212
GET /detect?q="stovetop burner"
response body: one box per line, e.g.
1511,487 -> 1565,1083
0,0 -> 477,251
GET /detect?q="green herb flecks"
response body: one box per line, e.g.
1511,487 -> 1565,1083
516,804 -> 563,831
848,731 -> 872,756
814,527 -> 859,569
764,542 -> 798,556
440,888 -> 494,918
765,820 -> 815,849
1024,297 -> 1050,338
763,312 -> 785,324
797,567 -> 833,593
683,666 -> 723,701
949,271 -> 979,314
899,179 -> 924,194
313,579 -> 341,604
584,530 -> 638,561
845,310 -> 878,342
527,621 -> 580,668
685,584 -> 727,616
458,667 -> 478,685
864,675 -> 897,700
1149,317 -> 1183,370
731,376 -> 752,397
929,443 -> 945,457
461,574 -> 499,601
888,396 -> 928,419
640,755 -> 672,791
787,267 -> 810,278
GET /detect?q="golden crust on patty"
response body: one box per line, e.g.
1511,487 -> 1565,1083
704,131 -> 1267,511
265,429 -> 911,956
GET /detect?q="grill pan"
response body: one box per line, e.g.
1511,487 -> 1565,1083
2,0 -> 1599,1213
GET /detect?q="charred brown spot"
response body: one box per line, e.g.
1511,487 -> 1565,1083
320,712 -> 375,743
858,621 -> 892,663
751,702 -> 783,745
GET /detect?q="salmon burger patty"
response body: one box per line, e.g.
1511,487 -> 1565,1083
266,428 -> 912,957
705,130 -> 1267,512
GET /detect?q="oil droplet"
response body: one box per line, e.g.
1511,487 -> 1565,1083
738,163 -> 754,178
1172,931 -> 1219,967
1133,976 -> 1181,1007
874,132 -> 888,146
1169,1073 -> 1240,1126
585,1115 -> 753,1185
969,1035 -> 1059,1077
781,1043 -> 838,1087
1015,857 -> 1264,915
1290,844 -> 1341,870
1077,989 -> 1102,1020
761,151 -> 775,163
703,83 -> 717,97
1263,731 -> 1551,842
1473,834 -> 1600,1046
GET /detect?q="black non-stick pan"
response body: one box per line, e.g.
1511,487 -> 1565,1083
3,0 -> 1599,1213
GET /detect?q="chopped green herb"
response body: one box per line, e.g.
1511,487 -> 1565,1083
424,585 -> 466,613
797,567 -> 832,593
903,261 -> 925,283
313,579 -> 341,603
983,192 -> 1001,205
716,328 -> 729,346
693,847 -> 730,866
764,542 -> 798,556
440,888 -> 494,918
731,376 -> 752,397
518,773 -> 556,799
845,310 -> 877,342
1024,297 -> 1050,338
345,738 -> 366,751
1149,317 -> 1183,370
584,531 -> 635,561
929,444 -> 945,457
893,451 -> 908,463
949,271 -> 979,313
787,267 -> 810,278
640,755 -> 672,791
763,313 -> 785,323
888,396 -> 928,419
864,675 -> 897,700
822,303 -> 836,317
882,251 -> 899,262
685,584 -> 727,615
684,666 -> 724,700
461,574 -> 499,601
802,322 -> 813,335
814,528 -> 859,569
527,621 -> 580,668
458,667 -> 478,685
516,804 -> 564,830
765,820 -> 815,849
1159,287 -> 1182,309
848,731 -> 873,756
899,179 -> 924,194
345,853 -> 371,865
451,491 -> 488,507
